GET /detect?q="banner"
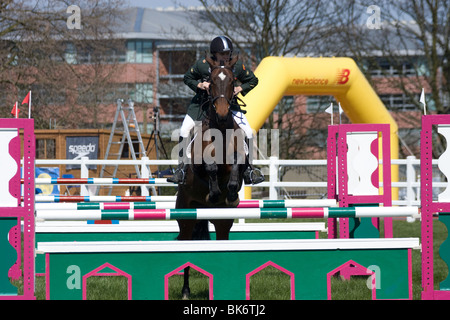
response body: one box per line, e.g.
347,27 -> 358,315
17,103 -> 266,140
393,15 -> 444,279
66,136 -> 99,170
35,167 -> 59,195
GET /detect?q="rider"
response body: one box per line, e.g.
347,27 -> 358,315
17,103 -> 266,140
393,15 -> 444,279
168,35 -> 265,185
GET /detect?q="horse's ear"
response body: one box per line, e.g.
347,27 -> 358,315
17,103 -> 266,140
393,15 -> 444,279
229,54 -> 239,67
205,52 -> 215,67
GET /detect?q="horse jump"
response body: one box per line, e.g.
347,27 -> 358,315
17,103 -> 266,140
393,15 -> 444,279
3,117 -> 450,299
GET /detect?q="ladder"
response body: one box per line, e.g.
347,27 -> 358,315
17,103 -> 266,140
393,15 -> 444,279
98,99 -> 154,195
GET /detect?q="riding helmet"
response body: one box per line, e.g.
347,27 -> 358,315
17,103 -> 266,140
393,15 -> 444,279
210,36 -> 233,55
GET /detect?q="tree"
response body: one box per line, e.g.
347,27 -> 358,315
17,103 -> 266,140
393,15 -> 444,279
330,0 -> 450,158
0,0 -> 127,129
181,0 -> 341,159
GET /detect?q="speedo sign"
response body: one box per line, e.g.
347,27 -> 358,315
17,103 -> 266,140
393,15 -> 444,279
66,136 -> 99,169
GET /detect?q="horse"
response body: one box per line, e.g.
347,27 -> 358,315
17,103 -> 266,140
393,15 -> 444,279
175,54 -> 247,299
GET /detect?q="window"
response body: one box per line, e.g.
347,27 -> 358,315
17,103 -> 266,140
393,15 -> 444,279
273,96 -> 295,114
380,94 -> 414,111
64,41 -> 127,64
303,129 -> 327,148
306,96 -> 337,113
64,42 -> 77,64
129,83 -> 153,103
121,142 -> 140,159
81,83 -> 153,105
398,128 -> 420,149
379,94 -> 429,112
126,40 -> 152,63
36,139 -> 56,159
23,85 -> 65,106
362,57 -> 429,77
159,50 -> 196,75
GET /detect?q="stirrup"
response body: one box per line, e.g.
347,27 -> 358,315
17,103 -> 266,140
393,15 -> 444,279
167,166 -> 187,184
244,167 -> 265,185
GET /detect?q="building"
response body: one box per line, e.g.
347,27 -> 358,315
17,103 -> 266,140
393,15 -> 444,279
17,7 -> 436,162
4,6 -> 439,199
94,7 -> 217,135
106,8 -> 428,158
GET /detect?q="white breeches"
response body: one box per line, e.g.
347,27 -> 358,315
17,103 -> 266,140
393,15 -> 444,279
179,115 -> 196,138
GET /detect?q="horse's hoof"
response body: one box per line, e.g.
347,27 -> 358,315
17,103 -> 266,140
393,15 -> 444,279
182,287 -> 190,300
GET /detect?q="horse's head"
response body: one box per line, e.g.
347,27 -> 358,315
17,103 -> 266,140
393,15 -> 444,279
205,54 -> 239,125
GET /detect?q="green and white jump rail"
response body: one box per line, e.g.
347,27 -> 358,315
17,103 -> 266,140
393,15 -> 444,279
34,195 -> 178,203
35,199 -> 337,211
36,206 -> 420,221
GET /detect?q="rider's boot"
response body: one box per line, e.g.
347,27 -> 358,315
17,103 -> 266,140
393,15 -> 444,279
167,137 -> 189,184
242,138 -> 265,185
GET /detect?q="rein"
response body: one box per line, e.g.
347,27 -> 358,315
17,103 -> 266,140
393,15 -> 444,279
200,60 -> 247,123
209,65 -> 235,111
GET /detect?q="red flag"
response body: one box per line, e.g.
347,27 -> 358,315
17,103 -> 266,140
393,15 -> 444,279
22,91 -> 30,105
21,91 -> 31,118
11,102 -> 19,118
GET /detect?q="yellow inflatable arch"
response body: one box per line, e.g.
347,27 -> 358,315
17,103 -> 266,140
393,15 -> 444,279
241,56 -> 398,197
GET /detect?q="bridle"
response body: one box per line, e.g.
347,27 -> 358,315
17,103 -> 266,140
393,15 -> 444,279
209,64 -> 235,114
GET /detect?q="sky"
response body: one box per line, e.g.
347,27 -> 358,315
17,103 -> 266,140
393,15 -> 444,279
127,0 -> 202,8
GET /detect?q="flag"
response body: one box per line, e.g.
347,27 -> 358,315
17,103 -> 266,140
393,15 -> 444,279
325,103 -> 333,125
420,88 -> 426,115
21,91 -> 31,118
11,102 -> 19,118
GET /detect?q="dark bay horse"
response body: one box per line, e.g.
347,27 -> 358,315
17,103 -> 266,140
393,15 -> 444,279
175,54 -> 247,299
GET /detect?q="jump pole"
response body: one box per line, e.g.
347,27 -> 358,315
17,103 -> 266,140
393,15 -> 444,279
35,199 -> 337,210
28,177 -> 172,185
33,195 -> 178,202
36,206 -> 419,221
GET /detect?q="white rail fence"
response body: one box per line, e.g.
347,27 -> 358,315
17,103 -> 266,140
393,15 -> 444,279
31,155 -> 443,206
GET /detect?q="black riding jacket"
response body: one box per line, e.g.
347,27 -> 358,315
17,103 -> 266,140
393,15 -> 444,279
183,58 -> 258,120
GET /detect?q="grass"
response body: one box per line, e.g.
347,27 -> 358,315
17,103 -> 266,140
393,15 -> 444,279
9,218 -> 450,300
168,265 -> 292,300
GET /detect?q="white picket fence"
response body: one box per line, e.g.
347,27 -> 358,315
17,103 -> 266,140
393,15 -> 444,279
32,155 -> 443,206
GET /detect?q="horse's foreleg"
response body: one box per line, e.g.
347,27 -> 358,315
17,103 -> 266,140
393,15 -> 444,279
176,219 -> 196,300
226,162 -> 241,206
211,219 -> 234,240
182,266 -> 191,300
226,150 -> 244,206
205,162 -> 221,203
